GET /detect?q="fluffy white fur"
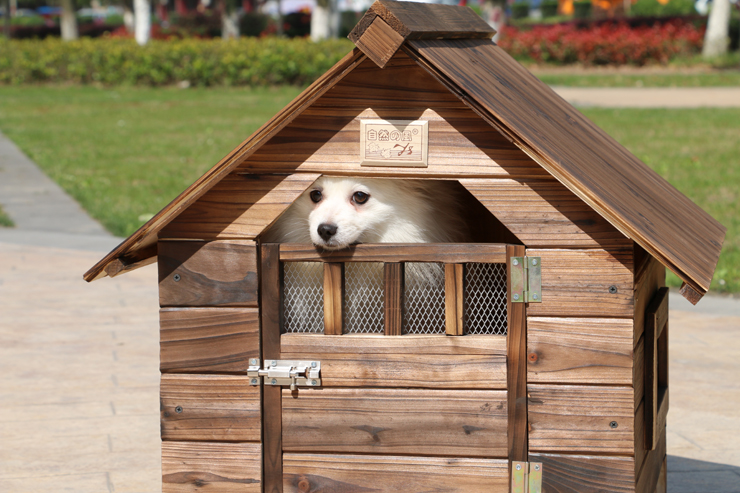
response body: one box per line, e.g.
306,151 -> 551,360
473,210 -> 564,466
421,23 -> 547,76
262,176 -> 468,248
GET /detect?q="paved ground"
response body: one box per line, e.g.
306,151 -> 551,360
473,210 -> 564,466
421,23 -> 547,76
1,88 -> 740,493
551,87 -> 740,108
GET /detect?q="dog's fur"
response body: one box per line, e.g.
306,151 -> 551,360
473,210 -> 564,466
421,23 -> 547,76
262,176 -> 469,249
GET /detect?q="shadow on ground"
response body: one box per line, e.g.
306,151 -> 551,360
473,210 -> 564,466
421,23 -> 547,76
669,455 -> 740,493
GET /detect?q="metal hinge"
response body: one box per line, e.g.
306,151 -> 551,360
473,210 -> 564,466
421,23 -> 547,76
511,256 -> 542,303
247,359 -> 321,390
511,462 -> 543,493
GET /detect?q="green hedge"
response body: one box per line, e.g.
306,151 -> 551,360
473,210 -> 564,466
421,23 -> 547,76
0,37 -> 355,86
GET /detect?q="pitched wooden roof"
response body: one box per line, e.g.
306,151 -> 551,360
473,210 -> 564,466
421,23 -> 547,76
86,0 -> 725,304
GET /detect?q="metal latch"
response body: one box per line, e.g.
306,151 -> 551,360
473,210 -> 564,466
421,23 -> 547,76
511,462 -> 543,493
247,359 -> 321,390
511,256 -> 542,303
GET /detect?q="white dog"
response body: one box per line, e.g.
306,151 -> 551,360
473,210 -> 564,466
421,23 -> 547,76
262,176 -> 469,249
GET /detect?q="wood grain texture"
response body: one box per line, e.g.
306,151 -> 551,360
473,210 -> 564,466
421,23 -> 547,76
445,263 -> 464,336
636,426 -> 666,493
634,251 -> 665,347
527,317 -> 634,385
645,287 -> 669,451
281,333 -> 507,355
158,240 -> 258,307
323,263 -> 344,335
351,0 -> 496,41
282,388 -> 508,457
160,307 -> 259,373
85,48 -> 365,282
355,17 -> 405,68
525,248 -> 634,318
528,384 -> 635,454
283,454 -> 509,493
408,38 -> 725,295
384,263 -> 403,336
239,54 -> 545,179
279,242 -> 507,263
507,244 -> 528,463
529,453 -> 636,493
260,243 -> 283,493
160,174 -> 320,241
461,178 -> 630,249
162,441 -> 261,492
160,374 -> 260,442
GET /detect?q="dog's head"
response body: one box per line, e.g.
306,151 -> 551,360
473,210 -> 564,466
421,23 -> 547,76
300,177 -> 396,250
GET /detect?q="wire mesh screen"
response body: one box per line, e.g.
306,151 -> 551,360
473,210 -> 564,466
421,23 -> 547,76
464,263 -> 508,335
344,262 -> 384,334
283,262 -> 324,334
403,263 -> 446,334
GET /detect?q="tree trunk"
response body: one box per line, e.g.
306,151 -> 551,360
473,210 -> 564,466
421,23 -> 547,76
60,0 -> 79,40
3,0 -> 11,39
134,0 -> 150,45
310,0 -> 338,40
221,0 -> 239,39
702,0 -> 731,58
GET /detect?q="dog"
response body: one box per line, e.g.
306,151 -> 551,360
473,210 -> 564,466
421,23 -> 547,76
262,176 -> 470,332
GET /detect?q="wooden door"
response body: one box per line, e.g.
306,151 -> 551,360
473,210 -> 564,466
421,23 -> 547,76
259,243 -> 527,493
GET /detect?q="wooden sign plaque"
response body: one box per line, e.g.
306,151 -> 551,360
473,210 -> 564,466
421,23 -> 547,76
360,119 -> 429,167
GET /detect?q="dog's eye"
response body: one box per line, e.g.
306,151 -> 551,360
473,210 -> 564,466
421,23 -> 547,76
309,190 -> 322,203
353,191 -> 369,205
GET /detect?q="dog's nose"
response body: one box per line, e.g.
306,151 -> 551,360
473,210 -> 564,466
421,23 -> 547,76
317,223 -> 338,241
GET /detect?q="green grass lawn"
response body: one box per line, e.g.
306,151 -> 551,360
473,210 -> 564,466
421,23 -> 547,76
0,86 -> 737,293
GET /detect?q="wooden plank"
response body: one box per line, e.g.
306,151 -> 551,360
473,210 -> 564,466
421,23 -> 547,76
160,307 -> 259,373
634,251 -> 665,346
85,48 -> 366,282
636,426 -> 666,493
355,17 -> 405,69
645,287 -> 669,451
527,317 -> 634,385
445,263 -> 464,336
239,54 -> 545,179
525,248 -> 634,318
384,263 -> 403,336
279,352 -> 506,389
283,454 -> 509,493
279,242 -> 507,263
634,335 -> 645,407
162,441 -> 261,492
528,384 -> 635,454
260,243 -> 283,493
281,332 -> 507,355
529,453 -> 636,493
282,388 -> 508,457
655,456 -> 667,493
349,0 -> 496,42
158,240 -> 258,307
323,263 -> 344,335
408,38 -> 725,296
161,174 -> 320,241
160,374 -> 260,442
507,244 -> 528,463
461,178 -> 630,249
679,281 -> 703,305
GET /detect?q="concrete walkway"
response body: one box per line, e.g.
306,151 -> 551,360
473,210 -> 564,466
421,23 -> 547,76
1,87 -> 740,492
552,87 -> 740,108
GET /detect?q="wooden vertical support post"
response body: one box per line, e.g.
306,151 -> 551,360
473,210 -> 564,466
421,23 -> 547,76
384,263 -> 403,336
645,286 -> 669,451
324,263 -> 344,335
260,243 -> 282,493
445,264 -> 465,336
507,245 -> 528,464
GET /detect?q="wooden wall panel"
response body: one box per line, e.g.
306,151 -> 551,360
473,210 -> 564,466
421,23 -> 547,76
160,374 -> 260,442
160,173 -> 320,241
527,317 -> 634,385
162,441 -> 261,492
633,250 -> 666,346
281,333 -> 507,355
529,453 -> 636,493
461,178 -> 630,249
282,388 -> 508,457
636,426 -> 666,493
528,384 -> 635,454
283,454 -> 509,493
160,307 -> 259,373
239,54 -> 545,179
158,240 -> 258,307
526,248 -> 634,318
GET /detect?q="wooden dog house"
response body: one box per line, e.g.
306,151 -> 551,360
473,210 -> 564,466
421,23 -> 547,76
85,2 -> 726,491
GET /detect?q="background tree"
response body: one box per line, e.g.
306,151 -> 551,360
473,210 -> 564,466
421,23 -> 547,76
221,0 -> 239,38
60,0 -> 79,40
703,0 -> 731,57
310,0 -> 338,40
134,0 -> 150,44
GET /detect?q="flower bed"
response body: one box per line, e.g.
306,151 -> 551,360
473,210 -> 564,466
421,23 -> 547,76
498,20 -> 705,65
